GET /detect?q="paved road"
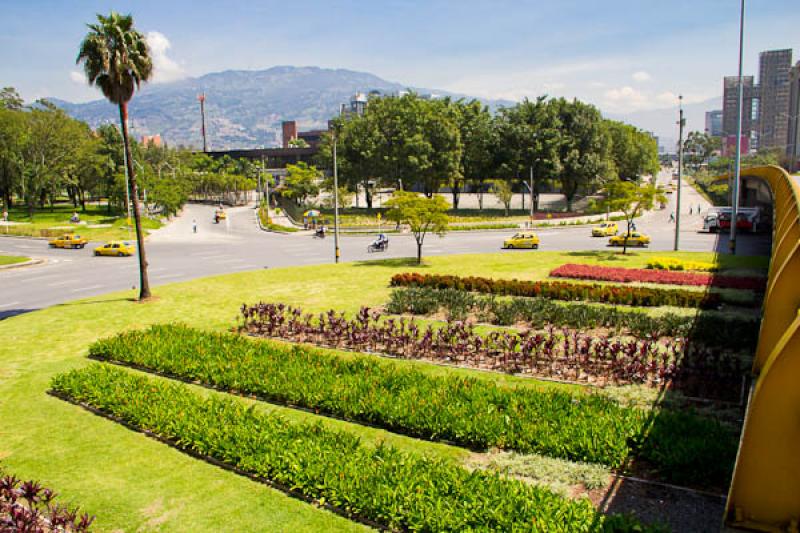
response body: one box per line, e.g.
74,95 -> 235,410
0,170 -> 769,318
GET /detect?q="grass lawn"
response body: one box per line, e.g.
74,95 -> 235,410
0,249 -> 766,531
0,254 -> 29,266
3,204 -> 162,242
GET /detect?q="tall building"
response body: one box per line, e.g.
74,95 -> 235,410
788,62 -> 800,171
705,110 -> 723,137
722,76 -> 757,155
757,49 -> 793,150
281,121 -> 298,148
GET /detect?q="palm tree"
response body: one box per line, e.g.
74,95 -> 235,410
77,12 -> 153,299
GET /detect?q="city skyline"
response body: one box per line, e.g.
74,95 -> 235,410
2,0 -> 799,119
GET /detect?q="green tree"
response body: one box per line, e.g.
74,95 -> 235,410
495,97 -> 562,212
597,181 -> 666,254
77,11 -> 154,299
0,95 -> 28,208
288,137 -> 309,148
490,179 -> 514,215
683,131 -> 719,171
444,99 -> 494,209
553,98 -> 612,211
607,121 -> 660,181
384,191 -> 449,264
282,162 -> 321,206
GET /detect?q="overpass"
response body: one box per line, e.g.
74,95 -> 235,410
724,165 -> 800,531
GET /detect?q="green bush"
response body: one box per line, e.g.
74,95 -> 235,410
52,363 -> 650,532
390,272 -> 726,309
88,325 -> 738,486
386,287 -> 758,351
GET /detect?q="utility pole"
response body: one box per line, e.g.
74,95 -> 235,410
333,131 -> 341,263
674,95 -> 685,251
198,93 -> 208,152
730,0 -> 746,255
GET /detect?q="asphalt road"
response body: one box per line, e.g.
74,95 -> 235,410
0,170 -> 769,318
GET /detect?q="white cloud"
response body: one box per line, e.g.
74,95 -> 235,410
69,70 -> 85,84
632,70 -> 651,82
146,31 -> 186,83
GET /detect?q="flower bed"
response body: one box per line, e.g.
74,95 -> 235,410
51,364 -> 652,531
90,324 -> 737,486
550,263 -> 766,291
1,472 -> 94,532
646,257 -> 718,272
390,272 -> 724,309
239,303 -> 744,401
386,286 -> 760,352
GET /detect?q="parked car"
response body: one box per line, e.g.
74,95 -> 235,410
609,231 -> 650,247
48,234 -> 87,249
94,241 -> 135,257
503,232 -> 540,249
592,222 -> 619,237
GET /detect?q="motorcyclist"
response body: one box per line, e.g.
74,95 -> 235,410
373,233 -> 388,249
315,225 -> 326,238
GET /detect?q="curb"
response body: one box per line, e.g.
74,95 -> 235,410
0,258 -> 45,270
254,207 -> 296,235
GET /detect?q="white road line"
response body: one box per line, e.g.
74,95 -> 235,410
153,273 -> 184,280
19,275 -> 60,283
0,301 -> 21,309
70,284 -> 103,293
47,280 -> 80,287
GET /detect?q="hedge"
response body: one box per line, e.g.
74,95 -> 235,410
51,363 -> 653,532
390,272 -> 724,309
550,263 -> 765,291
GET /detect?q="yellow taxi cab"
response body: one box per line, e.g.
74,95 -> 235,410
48,234 -> 88,249
94,241 -> 135,257
503,232 -> 540,249
591,222 -> 618,237
609,231 -> 651,247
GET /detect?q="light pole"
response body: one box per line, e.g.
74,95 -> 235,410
333,131 -> 341,263
730,0 -> 746,255
675,95 -> 685,251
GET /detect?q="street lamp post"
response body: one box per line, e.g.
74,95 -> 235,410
675,95 -> 685,251
730,0 -> 746,255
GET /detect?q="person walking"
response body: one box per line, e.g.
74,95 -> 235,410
689,206 -> 693,215
669,212 -> 675,223
192,219 -> 197,234
1,209 -> 7,222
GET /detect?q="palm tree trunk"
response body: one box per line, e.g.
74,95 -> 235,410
119,102 -> 151,299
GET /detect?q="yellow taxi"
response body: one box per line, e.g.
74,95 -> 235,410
94,241 -> 135,257
609,231 -> 651,247
48,234 -> 88,249
591,222 -> 619,237
503,232 -> 540,249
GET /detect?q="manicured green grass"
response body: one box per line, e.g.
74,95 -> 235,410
0,249 -> 764,531
3,204 -> 161,242
0,254 -> 29,266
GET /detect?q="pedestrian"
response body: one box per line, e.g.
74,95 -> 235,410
1,209 -> 7,222
192,219 -> 197,233
689,206 -> 693,215
698,204 -> 702,214
669,212 -> 675,223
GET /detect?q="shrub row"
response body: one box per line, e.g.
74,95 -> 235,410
1,471 -> 94,532
51,364 -> 651,532
390,272 -> 725,309
550,263 -> 766,291
240,300 -> 745,402
386,286 -> 759,352
646,257 -> 718,272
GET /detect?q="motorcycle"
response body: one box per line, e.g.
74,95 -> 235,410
313,228 -> 326,239
367,239 -> 389,253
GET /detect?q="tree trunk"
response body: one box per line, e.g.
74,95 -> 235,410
119,102 -> 151,300
451,181 -> 460,210
416,240 -> 423,264
477,190 -> 483,210
364,185 -> 373,209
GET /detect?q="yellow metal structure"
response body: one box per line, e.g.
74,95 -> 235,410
725,165 -> 800,531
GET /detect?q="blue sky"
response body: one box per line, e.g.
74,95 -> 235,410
1,0 -> 799,118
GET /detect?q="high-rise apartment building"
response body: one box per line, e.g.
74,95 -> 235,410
722,76 -> 757,155
705,110 -> 723,137
788,61 -> 800,171
757,49 -> 793,150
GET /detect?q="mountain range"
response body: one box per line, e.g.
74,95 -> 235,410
51,66 -> 718,151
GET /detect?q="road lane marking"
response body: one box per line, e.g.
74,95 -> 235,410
0,301 -> 21,309
47,280 -> 80,287
153,273 -> 184,280
70,284 -> 103,293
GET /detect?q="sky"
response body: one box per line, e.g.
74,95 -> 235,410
1,0 -> 799,130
